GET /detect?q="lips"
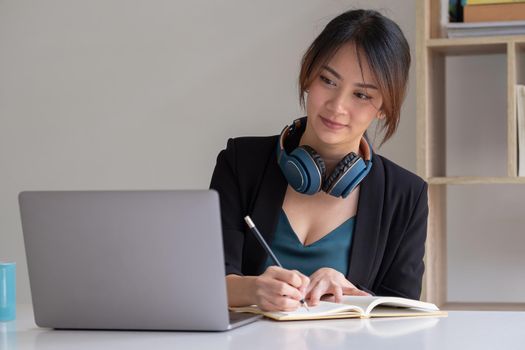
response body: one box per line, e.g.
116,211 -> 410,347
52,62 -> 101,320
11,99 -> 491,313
319,116 -> 347,130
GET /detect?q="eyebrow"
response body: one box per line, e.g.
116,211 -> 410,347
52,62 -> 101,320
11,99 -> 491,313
355,82 -> 378,90
322,65 -> 343,80
321,65 -> 378,90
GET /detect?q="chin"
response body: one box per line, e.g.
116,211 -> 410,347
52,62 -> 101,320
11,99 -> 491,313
311,120 -> 348,144
315,131 -> 348,146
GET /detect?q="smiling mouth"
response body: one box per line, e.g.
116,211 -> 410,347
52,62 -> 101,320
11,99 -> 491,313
320,116 -> 346,130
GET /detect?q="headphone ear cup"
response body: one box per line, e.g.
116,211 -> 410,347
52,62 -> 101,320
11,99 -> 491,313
301,145 -> 326,180
288,146 -> 325,195
322,152 -> 359,194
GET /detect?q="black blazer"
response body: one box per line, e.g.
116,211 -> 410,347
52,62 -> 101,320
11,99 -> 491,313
210,135 -> 428,300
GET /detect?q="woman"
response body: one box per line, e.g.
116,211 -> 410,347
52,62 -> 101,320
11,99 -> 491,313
210,9 -> 427,312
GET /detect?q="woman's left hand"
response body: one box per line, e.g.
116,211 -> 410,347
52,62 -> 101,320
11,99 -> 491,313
305,267 -> 370,306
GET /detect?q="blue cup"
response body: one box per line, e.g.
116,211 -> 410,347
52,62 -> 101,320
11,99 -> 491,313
0,262 -> 16,321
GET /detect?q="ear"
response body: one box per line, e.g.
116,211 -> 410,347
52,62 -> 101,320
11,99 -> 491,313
377,110 -> 386,120
304,82 -> 311,93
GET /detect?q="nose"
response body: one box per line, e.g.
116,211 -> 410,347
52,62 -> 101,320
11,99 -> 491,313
325,91 -> 349,115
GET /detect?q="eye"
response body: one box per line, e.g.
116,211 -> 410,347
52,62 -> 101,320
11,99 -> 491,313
354,92 -> 372,100
320,75 -> 336,87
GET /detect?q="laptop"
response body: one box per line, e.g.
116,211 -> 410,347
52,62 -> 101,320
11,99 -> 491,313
19,190 -> 261,331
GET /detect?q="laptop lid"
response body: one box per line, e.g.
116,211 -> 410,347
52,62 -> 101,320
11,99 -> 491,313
19,190 -> 259,331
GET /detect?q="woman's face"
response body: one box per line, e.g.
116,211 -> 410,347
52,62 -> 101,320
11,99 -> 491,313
305,42 -> 383,149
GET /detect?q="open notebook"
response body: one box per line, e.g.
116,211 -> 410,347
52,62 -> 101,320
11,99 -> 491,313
231,296 -> 447,321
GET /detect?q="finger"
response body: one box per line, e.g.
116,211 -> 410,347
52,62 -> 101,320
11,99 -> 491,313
259,294 -> 299,312
281,269 -> 306,290
353,289 -> 370,296
308,269 -> 322,281
258,296 -> 288,312
266,278 -> 303,301
340,280 -> 370,296
293,270 -> 310,296
342,286 -> 370,296
255,274 -> 303,302
274,296 -> 302,312
305,281 -> 315,296
333,285 -> 343,303
265,266 -> 303,287
258,298 -> 278,312
259,289 -> 302,312
307,280 -> 326,306
262,267 -> 302,297
305,275 -> 321,295
256,284 -> 299,312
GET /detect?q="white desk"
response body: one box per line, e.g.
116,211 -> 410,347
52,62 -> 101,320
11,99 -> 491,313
2,304 -> 525,350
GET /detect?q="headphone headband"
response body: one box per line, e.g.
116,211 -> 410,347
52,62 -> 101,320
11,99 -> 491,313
359,135 -> 372,164
278,118 -> 306,161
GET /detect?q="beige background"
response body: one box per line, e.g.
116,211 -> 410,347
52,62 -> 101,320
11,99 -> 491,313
2,0 -> 522,304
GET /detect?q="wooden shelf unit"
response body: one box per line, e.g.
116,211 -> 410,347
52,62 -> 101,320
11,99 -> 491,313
442,302 -> 525,311
428,177 -> 525,185
416,0 -> 525,310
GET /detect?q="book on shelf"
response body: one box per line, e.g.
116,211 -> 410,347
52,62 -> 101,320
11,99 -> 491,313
446,20 -> 525,37
230,295 -> 447,321
448,0 -> 464,23
464,2 -> 525,22
516,85 -> 525,176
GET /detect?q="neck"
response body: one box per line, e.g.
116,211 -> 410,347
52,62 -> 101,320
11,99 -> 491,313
299,129 -> 363,174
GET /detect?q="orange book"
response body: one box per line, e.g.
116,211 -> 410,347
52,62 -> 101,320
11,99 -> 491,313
464,3 -> 525,22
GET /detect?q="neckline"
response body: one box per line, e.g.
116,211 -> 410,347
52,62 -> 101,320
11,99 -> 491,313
280,209 -> 355,248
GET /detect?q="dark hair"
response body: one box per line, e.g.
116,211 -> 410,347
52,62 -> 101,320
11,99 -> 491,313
299,9 -> 411,146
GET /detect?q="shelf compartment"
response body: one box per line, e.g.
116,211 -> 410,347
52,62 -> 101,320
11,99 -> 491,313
421,48 -> 510,179
443,302 -> 525,311
447,185 -> 525,304
445,52 -> 508,177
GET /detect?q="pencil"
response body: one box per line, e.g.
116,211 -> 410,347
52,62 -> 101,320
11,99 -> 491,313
244,215 -> 309,311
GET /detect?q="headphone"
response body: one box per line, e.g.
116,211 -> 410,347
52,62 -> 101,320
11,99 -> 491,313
277,117 -> 373,198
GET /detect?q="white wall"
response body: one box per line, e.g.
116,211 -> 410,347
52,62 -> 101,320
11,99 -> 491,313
0,0 -> 417,303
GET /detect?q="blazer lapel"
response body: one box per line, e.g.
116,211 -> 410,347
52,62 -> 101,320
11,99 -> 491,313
347,153 -> 385,288
245,136 -> 288,274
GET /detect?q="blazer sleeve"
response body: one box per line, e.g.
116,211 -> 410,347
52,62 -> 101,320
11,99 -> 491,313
376,181 -> 429,300
209,138 -> 247,276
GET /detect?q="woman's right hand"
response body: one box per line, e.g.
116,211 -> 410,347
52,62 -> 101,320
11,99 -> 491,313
253,266 -> 310,312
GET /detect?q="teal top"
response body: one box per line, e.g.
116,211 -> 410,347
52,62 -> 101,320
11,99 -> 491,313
262,209 -> 355,277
